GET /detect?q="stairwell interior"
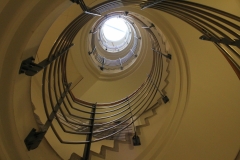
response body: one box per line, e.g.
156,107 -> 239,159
0,0 -> 240,160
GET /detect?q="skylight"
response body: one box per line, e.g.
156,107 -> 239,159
102,18 -> 128,42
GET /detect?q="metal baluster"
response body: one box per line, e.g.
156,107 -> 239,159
88,46 -> 96,55
148,75 -> 169,103
24,83 -> 72,150
82,103 -> 97,160
127,97 -> 141,146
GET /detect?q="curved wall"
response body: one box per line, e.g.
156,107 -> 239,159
0,0 -> 72,159
0,0 -> 239,160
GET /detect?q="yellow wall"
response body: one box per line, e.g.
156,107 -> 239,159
0,0 -> 239,160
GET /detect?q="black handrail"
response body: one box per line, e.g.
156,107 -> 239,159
23,1 -> 239,160
42,5 -> 165,145
30,0 -> 169,159
146,0 -> 240,78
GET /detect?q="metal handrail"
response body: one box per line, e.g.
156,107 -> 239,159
147,0 -> 240,76
89,13 -> 141,70
41,0 -> 166,147
27,2 -> 239,160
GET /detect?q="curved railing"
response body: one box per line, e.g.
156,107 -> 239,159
43,15 -> 163,142
28,0 -> 239,159
38,1 -> 167,159
88,12 -> 142,70
141,0 -> 240,79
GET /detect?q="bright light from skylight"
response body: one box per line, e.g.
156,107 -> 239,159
102,18 -> 128,42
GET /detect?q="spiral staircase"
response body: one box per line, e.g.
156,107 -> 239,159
0,0 -> 240,160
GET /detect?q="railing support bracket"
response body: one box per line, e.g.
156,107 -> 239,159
152,48 -> 172,60
19,44 -> 73,76
132,133 -> 141,146
71,0 -> 101,16
142,23 -> 155,29
24,83 -> 71,151
24,128 -> 46,151
200,35 -> 240,48
148,75 -> 170,103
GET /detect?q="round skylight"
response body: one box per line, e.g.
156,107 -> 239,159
102,18 -> 128,42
